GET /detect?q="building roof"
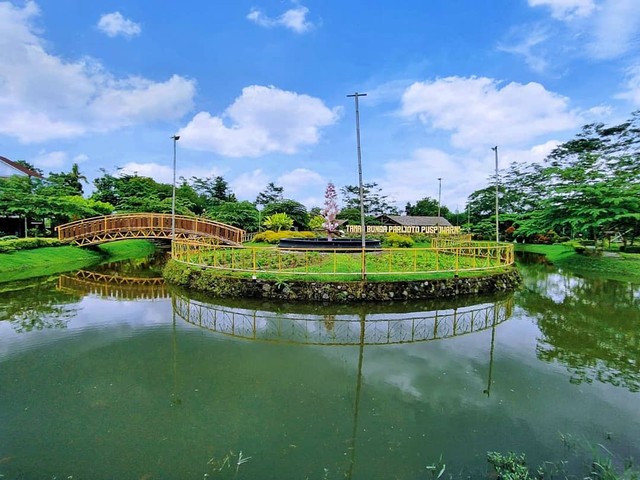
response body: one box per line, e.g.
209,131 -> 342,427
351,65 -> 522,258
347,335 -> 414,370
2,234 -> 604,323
0,156 -> 44,179
379,215 -> 453,227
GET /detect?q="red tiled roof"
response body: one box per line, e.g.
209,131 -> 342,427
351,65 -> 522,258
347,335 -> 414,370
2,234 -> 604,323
0,156 -> 44,179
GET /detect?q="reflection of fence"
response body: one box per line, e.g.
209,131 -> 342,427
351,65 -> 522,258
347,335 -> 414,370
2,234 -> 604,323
174,295 -> 514,346
56,213 -> 245,246
58,271 -> 168,300
171,240 -> 515,277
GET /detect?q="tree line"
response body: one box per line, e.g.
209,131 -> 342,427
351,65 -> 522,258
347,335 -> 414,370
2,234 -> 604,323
1,112 -> 638,243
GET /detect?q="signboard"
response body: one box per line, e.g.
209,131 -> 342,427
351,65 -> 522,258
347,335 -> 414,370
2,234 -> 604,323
346,225 -> 462,235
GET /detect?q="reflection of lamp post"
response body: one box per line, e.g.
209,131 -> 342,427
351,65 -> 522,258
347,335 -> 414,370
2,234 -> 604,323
491,146 -> 499,244
171,135 -> 180,243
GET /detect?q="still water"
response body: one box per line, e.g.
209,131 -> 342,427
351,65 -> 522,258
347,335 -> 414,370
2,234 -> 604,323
0,255 -> 639,479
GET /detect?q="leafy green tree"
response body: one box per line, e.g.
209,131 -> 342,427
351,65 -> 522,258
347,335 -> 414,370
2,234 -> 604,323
207,201 -> 259,231
256,182 -> 284,206
263,212 -> 293,231
191,175 -> 236,208
405,196 -> 451,218
341,182 -> 398,216
47,163 -> 88,196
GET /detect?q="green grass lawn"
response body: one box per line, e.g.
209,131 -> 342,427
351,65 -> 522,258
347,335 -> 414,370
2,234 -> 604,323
0,240 -> 156,283
515,243 -> 640,283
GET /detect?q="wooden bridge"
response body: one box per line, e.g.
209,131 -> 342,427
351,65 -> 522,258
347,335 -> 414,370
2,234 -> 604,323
56,213 -> 245,246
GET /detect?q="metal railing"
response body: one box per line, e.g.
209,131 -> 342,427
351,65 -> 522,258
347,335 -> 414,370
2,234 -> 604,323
172,240 -> 515,277
56,213 -> 245,246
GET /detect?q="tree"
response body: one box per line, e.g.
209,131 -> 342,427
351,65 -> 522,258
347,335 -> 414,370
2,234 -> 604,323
405,196 -> 451,218
207,201 -> 259,231
341,182 -> 398,216
256,182 -> 284,206
191,176 -> 236,208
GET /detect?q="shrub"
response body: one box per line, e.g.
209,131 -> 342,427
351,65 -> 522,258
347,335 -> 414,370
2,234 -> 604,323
620,245 -> 640,254
0,237 -> 63,252
383,232 -> 414,248
253,230 -> 315,244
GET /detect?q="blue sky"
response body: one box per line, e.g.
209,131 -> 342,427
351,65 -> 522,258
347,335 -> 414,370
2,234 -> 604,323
1,0 -> 639,212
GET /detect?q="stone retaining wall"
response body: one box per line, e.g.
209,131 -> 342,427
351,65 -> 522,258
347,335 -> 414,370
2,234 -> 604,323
164,260 -> 522,303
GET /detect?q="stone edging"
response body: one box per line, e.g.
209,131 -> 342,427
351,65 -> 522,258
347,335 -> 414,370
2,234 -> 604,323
163,260 -> 522,303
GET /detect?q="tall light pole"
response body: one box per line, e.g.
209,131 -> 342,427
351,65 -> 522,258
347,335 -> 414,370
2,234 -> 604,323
347,92 -> 367,249
492,146 -> 499,244
437,177 -> 442,219
171,135 -> 180,243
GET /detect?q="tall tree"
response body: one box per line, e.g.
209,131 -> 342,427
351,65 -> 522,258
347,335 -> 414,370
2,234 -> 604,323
256,182 -> 284,206
405,196 -> 451,218
341,182 -> 398,216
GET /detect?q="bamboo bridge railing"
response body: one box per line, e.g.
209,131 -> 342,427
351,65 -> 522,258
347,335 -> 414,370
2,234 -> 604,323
56,213 -> 245,246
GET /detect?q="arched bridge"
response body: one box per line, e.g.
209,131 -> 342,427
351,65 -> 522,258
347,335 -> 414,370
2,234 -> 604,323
56,213 -> 245,246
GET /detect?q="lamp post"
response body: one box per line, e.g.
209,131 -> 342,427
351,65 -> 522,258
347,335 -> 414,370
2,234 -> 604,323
347,92 -> 367,281
171,135 -> 180,244
491,146 -> 499,244
437,177 -> 442,219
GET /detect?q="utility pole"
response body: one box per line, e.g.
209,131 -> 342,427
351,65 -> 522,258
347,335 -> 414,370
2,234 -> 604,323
437,177 -> 442,219
347,92 -> 367,280
492,146 -> 499,244
171,135 -> 180,244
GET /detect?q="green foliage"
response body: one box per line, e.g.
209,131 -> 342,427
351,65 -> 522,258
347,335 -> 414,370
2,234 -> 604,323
207,201 -> 259,230
487,452 -> 531,480
341,182 -> 399,216
262,199 -> 309,230
263,212 -> 294,232
252,230 -> 315,244
0,237 -> 63,253
383,232 -> 415,248
255,182 -> 284,206
308,215 -> 325,230
405,196 -> 451,219
620,245 -> 640,253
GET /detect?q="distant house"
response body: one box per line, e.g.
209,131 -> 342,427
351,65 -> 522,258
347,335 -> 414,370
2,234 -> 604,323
0,155 -> 44,179
378,215 -> 453,228
0,155 -> 45,237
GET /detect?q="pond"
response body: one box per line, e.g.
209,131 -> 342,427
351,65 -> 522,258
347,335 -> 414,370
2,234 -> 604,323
0,253 -> 639,479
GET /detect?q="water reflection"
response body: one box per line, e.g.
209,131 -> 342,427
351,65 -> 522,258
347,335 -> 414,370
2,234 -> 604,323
173,293 -> 513,346
518,262 -> 640,392
0,277 -> 81,331
58,270 -> 168,300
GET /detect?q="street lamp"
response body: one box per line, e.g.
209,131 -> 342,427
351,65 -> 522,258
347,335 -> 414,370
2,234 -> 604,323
171,135 -> 180,243
347,91 -> 367,281
492,146 -> 499,244
347,92 -> 367,249
437,177 -> 442,219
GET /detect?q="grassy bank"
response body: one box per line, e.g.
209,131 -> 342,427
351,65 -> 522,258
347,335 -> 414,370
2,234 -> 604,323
516,243 -> 640,283
0,240 -> 157,283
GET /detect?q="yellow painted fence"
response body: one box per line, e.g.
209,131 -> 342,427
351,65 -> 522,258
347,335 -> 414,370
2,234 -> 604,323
172,240 -> 515,278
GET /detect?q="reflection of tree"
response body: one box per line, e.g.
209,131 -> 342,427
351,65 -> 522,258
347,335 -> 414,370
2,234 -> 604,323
0,278 -> 81,332
518,264 -> 640,392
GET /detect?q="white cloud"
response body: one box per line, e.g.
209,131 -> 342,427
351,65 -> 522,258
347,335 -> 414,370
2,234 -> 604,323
528,0 -> 595,20
400,76 -> 580,150
33,150 -> 68,169
278,168 -> 324,193
497,27 -> 551,74
616,65 -> 640,106
0,2 -> 195,143
73,154 -> 89,164
230,169 -> 270,201
118,162 -> 223,185
247,5 -> 315,33
178,85 -> 339,157
587,0 -> 640,59
97,11 -> 141,38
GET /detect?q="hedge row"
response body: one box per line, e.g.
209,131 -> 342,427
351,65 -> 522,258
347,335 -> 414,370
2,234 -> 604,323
0,237 -> 64,253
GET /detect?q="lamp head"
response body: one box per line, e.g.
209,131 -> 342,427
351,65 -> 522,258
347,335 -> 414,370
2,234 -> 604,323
172,135 -> 180,141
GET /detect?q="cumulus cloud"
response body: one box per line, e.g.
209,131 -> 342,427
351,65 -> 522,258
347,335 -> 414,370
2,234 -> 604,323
32,150 -> 68,169
247,5 -> 315,33
178,85 -> 339,157
97,11 -> 141,38
278,168 -> 324,193
528,0 -> 595,20
0,2 -> 195,143
230,169 -> 270,200
400,76 -> 580,149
